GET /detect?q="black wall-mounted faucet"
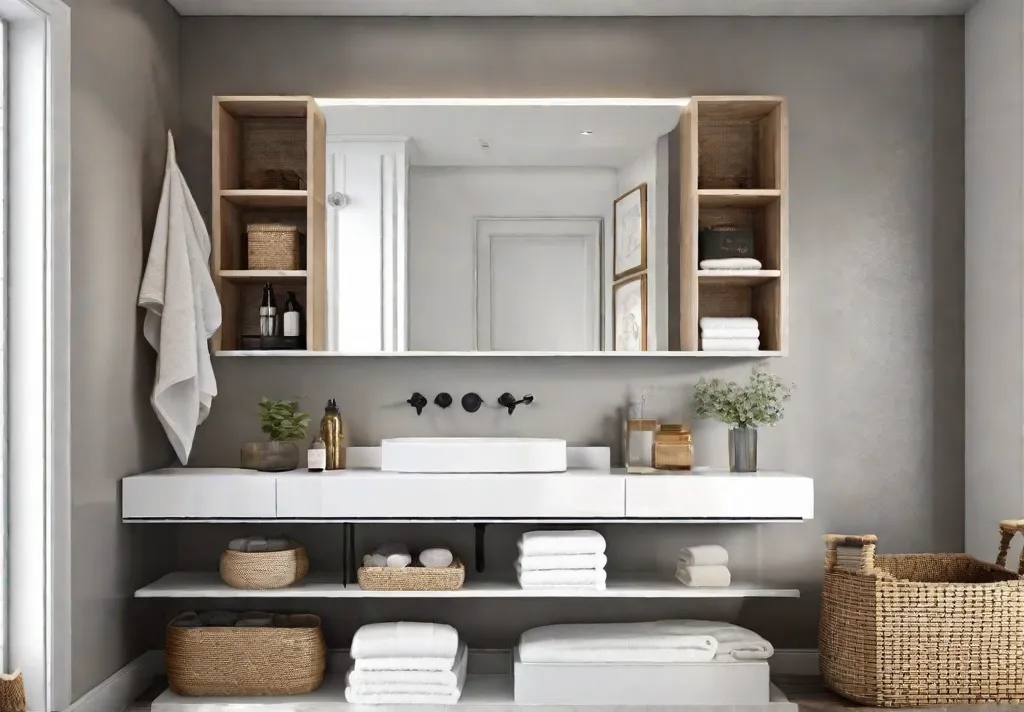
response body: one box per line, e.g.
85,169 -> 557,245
462,392 -> 484,413
498,392 -> 534,415
434,392 -> 453,409
406,392 -> 428,415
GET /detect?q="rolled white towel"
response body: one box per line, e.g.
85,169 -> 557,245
363,553 -> 388,568
199,611 -> 239,627
678,545 -> 729,567
265,537 -> 291,552
700,327 -> 760,339
701,338 -> 760,352
374,543 -> 412,569
699,317 -> 759,331
676,565 -> 732,588
419,548 -> 454,569
519,530 -> 606,556
700,258 -> 763,270
171,612 -> 202,627
228,537 -> 248,552
351,622 -> 460,660
516,565 -> 607,589
516,553 -> 608,571
244,536 -> 269,553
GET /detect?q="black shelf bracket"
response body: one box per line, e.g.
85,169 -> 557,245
474,523 -> 488,573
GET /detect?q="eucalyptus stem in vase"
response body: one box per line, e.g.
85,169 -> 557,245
693,368 -> 793,472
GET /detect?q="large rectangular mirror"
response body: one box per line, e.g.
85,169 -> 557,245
320,99 -> 687,354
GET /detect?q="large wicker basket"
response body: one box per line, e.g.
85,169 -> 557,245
820,523 -> 1024,707
166,613 -> 325,696
358,560 -> 465,591
219,544 -> 309,590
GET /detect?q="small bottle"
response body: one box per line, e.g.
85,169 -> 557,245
623,391 -> 657,474
307,437 -> 327,472
260,283 -> 278,337
319,399 -> 346,470
283,291 -> 302,338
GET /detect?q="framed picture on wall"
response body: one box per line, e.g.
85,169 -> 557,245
613,273 -> 648,352
613,183 -> 647,280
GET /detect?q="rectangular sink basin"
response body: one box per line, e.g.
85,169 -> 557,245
380,437 -> 567,473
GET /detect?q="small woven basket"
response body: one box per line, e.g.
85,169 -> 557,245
219,545 -> 309,590
358,560 -> 465,591
166,613 -> 325,697
0,672 -> 26,712
820,522 -> 1024,707
246,224 -> 301,270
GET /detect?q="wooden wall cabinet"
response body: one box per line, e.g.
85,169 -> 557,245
211,96 -> 327,353
679,96 -> 789,355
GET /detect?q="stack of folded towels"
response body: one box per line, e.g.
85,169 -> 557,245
518,619 -> 774,663
676,545 -> 732,588
172,610 -> 277,628
516,530 -> 607,591
345,622 -> 467,705
227,535 -> 291,552
700,317 -> 760,352
700,257 -> 762,271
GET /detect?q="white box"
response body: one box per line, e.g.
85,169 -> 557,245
513,648 -> 770,706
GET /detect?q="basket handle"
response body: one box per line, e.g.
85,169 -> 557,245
823,534 -> 877,572
996,520 -> 1024,574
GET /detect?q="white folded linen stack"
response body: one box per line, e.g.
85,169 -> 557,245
346,622 -> 467,705
676,545 -> 732,588
700,258 -> 763,270
519,621 -> 719,663
517,530 -> 607,590
700,317 -> 760,352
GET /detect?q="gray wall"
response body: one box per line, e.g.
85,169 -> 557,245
68,0 -> 180,700
174,16 -> 965,650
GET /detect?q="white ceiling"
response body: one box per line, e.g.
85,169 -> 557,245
319,102 -> 685,167
169,0 -> 978,16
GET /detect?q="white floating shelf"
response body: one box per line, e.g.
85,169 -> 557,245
215,349 -> 780,357
136,572 -> 800,599
152,672 -> 796,712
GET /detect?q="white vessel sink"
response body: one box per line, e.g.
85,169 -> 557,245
380,437 -> 567,473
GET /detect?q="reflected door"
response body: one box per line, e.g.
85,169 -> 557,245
475,218 -> 601,352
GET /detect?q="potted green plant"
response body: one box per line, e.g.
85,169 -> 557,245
693,368 -> 793,472
241,397 -> 310,472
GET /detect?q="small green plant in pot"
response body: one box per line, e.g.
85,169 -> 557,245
693,368 -> 793,472
241,397 -> 310,472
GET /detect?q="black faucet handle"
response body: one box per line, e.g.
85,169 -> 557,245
462,392 -> 484,413
407,392 -> 428,416
434,392 -> 453,409
498,392 -> 533,415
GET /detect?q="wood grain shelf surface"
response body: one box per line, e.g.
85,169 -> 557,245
697,270 -> 781,286
697,189 -> 781,207
220,189 -> 308,207
218,270 -> 308,281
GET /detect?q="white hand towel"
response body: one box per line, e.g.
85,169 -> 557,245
678,545 -> 729,567
516,553 -> 608,571
350,622 -> 460,660
519,530 -> 606,556
374,543 -> 412,569
516,565 -> 607,588
700,327 -> 760,339
657,620 -> 774,661
227,538 -> 247,552
244,536 -> 268,552
700,258 -> 763,270
519,622 -> 718,662
138,132 -> 221,466
676,565 -> 732,587
701,338 -> 760,352
348,644 -> 467,689
354,656 -> 456,672
699,317 -> 759,330
419,548 -> 454,569
518,647 -> 717,664
346,650 -> 468,705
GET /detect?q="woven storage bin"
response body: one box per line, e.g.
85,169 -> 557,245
820,523 -> 1024,707
358,560 -> 465,591
166,613 -> 325,697
246,224 -> 301,270
219,544 -> 309,590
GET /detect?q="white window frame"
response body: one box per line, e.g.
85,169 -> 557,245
0,0 -> 70,710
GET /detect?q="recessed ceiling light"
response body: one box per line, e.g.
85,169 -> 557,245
580,130 -> 594,136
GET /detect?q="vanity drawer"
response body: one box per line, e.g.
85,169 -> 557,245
122,468 -> 278,519
624,473 -> 813,520
277,472 -> 626,519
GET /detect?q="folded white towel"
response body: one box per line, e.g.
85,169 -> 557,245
676,565 -> 732,588
699,317 -> 759,330
419,548 -> 454,569
700,327 -> 760,339
517,647 -> 717,663
228,538 -> 247,552
354,656 -> 456,672
516,553 -> 608,571
516,565 -> 607,589
363,553 -> 388,567
519,622 -> 718,664
351,622 -> 460,660
373,543 -> 412,569
657,620 -> 774,661
702,338 -> 760,352
679,545 -> 729,567
348,644 -> 466,689
700,258 -> 763,270
346,648 -> 468,705
519,530 -> 606,556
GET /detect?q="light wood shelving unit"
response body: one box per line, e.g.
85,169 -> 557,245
211,96 -> 327,352
679,96 -> 789,354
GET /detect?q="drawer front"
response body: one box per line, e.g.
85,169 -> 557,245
625,475 -> 813,519
122,474 -> 278,519
277,474 -> 625,519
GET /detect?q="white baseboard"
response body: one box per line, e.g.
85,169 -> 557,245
64,650 -> 163,712
768,648 -> 819,676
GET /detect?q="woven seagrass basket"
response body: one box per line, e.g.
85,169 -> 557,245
219,544 -> 309,590
358,559 -> 465,591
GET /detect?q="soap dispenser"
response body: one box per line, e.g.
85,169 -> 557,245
319,399 -> 346,470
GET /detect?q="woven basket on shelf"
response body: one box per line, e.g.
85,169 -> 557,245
219,545 -> 309,590
358,560 -> 465,591
0,672 -> 26,712
166,613 -> 325,697
819,522 -> 1024,707
246,224 -> 301,270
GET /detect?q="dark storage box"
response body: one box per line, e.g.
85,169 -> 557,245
240,335 -> 304,351
698,228 -> 756,262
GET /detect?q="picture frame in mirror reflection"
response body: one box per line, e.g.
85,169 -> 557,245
613,183 -> 648,280
613,273 -> 648,352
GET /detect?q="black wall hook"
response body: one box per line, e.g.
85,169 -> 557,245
434,392 -> 453,409
407,392 -> 428,415
498,392 -> 534,415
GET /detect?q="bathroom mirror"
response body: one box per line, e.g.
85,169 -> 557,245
319,99 -> 687,353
